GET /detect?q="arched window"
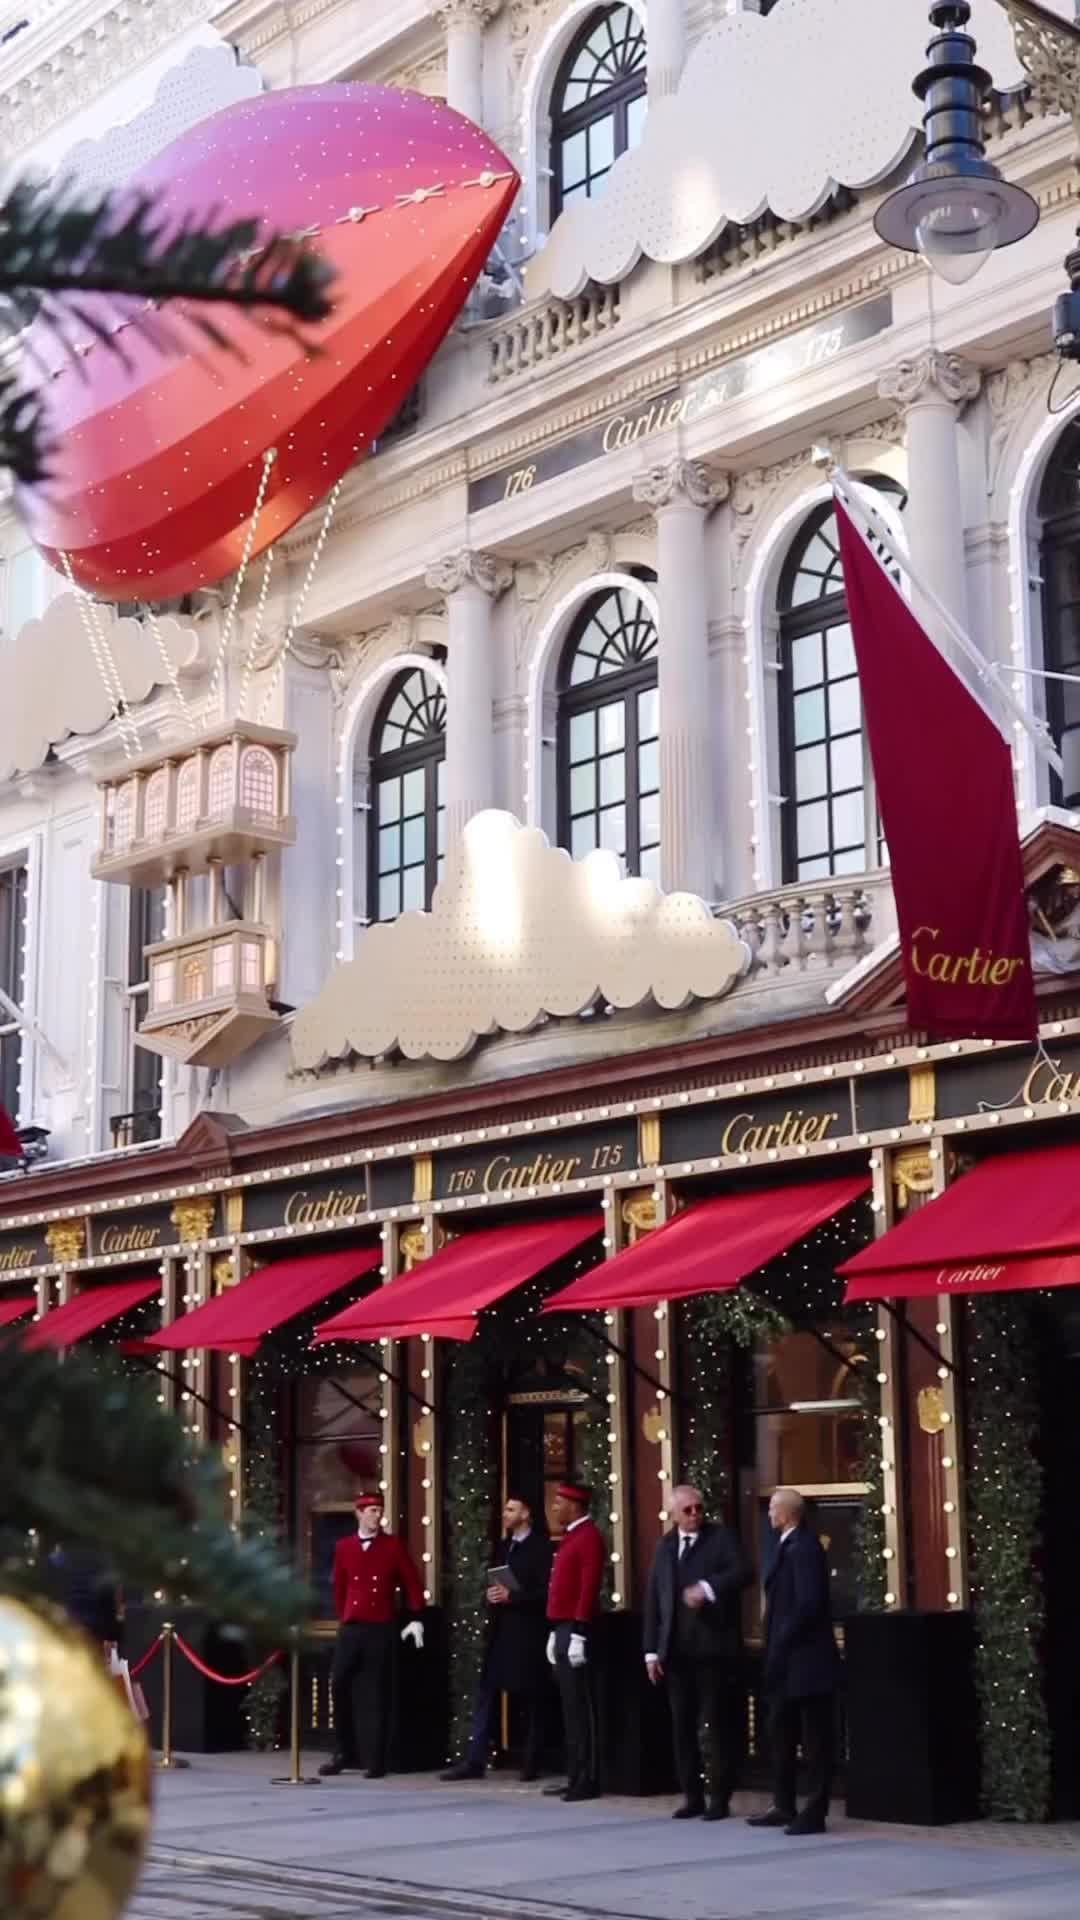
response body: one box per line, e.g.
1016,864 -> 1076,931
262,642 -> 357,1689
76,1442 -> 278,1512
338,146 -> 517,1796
143,769 -> 167,841
240,745 -> 277,816
550,4 -> 647,222
175,758 -> 200,831
207,744 -> 234,817
1038,423 -> 1080,808
778,489 -> 903,882
113,781 -> 136,851
368,669 -> 446,923
557,578 -> 659,883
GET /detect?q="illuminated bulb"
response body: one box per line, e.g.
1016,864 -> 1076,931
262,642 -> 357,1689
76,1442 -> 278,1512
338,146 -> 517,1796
884,1592 -> 896,1606
943,1500 -> 955,1514
942,1455 -> 954,1470
945,1546 -> 957,1559
947,1591 -> 959,1605
882,1547 -> 894,1560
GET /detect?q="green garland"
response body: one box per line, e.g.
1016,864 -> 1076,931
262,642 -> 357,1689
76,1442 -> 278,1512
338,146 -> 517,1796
578,1314 -> 614,1603
847,1304 -> 886,1611
680,1290 -> 788,1516
965,1294 -> 1050,1821
241,1370 -> 288,1751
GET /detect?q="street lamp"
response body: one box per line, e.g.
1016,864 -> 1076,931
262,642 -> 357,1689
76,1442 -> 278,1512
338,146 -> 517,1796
875,1 -> 1039,284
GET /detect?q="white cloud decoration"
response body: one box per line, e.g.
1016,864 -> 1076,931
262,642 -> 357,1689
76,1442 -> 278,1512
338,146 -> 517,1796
53,43 -> 263,196
292,811 -> 750,1067
0,596 -> 196,781
528,0 -> 1041,301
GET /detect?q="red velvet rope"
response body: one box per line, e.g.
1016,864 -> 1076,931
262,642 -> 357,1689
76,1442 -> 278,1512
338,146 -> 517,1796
128,1636 -> 163,1680
173,1632 -> 283,1686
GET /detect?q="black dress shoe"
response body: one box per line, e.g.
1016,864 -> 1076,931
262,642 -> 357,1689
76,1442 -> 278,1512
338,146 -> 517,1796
542,1781 -> 569,1797
672,1801 -> 705,1820
318,1758 -> 349,1777
519,1767 -> 540,1783
563,1785 -> 600,1802
703,1802 -> 730,1822
785,1814 -> 827,1836
441,1761 -> 484,1782
747,1807 -> 794,1828
365,1768 -> 387,1780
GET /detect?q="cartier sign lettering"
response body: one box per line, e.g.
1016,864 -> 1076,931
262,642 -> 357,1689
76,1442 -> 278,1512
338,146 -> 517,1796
0,1239 -> 44,1272
435,1125 -> 637,1201
662,1083 -> 850,1165
283,1187 -> 364,1228
718,1108 -> 840,1155
468,296 -> 892,514
99,1224 -> 159,1255
245,1172 -> 370,1235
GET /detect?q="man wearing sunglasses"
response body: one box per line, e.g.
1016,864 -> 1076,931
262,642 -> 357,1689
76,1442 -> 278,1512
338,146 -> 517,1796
644,1485 -> 751,1821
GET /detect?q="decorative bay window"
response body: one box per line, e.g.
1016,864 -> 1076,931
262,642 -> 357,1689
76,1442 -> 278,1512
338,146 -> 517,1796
557,578 -> 660,884
368,669 -> 446,923
778,488 -> 903,882
550,4 -> 647,221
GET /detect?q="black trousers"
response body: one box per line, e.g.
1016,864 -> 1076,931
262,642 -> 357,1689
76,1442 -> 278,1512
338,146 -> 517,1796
553,1622 -> 598,1793
666,1657 -> 741,1808
330,1621 -> 394,1772
768,1691 -> 835,1822
466,1663 -> 545,1772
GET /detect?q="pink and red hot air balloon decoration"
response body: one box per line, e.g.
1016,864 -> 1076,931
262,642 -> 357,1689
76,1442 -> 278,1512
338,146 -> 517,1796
17,85 -> 519,602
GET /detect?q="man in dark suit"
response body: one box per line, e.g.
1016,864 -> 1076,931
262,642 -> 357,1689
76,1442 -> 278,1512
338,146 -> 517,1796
644,1484 -> 751,1820
748,1488 -> 839,1837
442,1493 -> 553,1782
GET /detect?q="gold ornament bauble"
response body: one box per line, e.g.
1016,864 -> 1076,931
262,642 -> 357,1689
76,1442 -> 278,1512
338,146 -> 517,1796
0,1597 -> 151,1920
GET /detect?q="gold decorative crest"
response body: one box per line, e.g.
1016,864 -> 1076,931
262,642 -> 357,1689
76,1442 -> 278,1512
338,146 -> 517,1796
622,1193 -> 658,1239
170,1197 -> 217,1245
44,1219 -> 86,1264
642,1405 -> 665,1446
917,1386 -> 948,1435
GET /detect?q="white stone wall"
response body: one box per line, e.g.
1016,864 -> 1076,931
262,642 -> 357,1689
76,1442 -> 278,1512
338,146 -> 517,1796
0,0 -> 1078,1169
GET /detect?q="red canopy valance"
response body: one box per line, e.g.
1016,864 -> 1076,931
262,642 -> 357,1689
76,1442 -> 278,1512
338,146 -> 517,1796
543,1176 -> 870,1314
23,1276 -> 158,1349
0,1294 -> 36,1331
841,1143 -> 1080,1301
144,1246 -> 381,1357
313,1216 -> 602,1345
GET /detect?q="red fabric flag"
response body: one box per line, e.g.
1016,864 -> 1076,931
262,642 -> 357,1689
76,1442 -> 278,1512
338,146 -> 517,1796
834,500 -> 1036,1043
0,1105 -> 21,1159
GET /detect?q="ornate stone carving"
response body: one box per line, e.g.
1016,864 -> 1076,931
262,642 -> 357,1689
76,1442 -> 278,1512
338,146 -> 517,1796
45,1220 -> 86,1265
425,550 -> 513,598
632,459 -> 729,513
171,1197 -> 218,1245
435,0 -> 503,21
877,351 -> 982,413
987,352 -> 1056,489
892,1147 -> 935,1210
729,450 -> 812,584
0,0 -> 215,152
998,0 -> 1080,129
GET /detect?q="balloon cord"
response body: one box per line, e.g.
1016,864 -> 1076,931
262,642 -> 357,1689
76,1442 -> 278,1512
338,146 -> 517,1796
59,553 -> 140,759
206,447 -> 278,718
238,548 -> 275,720
256,474 -> 344,726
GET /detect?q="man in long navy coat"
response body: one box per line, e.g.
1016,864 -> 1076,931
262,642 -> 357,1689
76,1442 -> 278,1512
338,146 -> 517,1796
748,1488 -> 839,1836
442,1493 -> 553,1782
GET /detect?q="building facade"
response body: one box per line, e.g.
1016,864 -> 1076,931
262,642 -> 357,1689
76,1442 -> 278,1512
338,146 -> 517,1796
3,0 -> 1080,1816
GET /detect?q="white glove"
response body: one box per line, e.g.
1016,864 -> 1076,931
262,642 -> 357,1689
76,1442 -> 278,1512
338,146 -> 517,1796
545,1631 -> 556,1667
401,1621 -> 424,1650
568,1633 -> 587,1669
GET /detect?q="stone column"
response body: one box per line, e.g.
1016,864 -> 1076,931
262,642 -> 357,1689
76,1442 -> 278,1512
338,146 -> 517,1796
877,349 -> 981,633
425,548 -> 511,850
436,0 -> 502,128
632,459 -> 727,900
648,0 -> 686,103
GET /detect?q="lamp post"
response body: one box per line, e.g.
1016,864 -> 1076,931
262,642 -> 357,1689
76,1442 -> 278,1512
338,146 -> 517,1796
875,1 -> 1039,282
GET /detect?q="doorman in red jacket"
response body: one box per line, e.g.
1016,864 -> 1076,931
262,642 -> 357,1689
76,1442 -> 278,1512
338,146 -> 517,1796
319,1492 -> 425,1778
543,1482 -> 606,1802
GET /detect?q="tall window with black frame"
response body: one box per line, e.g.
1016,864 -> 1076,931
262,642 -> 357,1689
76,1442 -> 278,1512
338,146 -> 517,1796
1038,421 -> 1080,811
550,4 -> 647,222
557,575 -> 659,884
778,486 -> 904,883
0,862 -> 27,1128
367,668 -> 447,924
118,886 -> 166,1148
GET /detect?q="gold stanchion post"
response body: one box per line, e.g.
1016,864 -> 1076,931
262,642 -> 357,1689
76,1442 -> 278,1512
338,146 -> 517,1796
271,1641 -> 319,1785
154,1623 -> 190,1771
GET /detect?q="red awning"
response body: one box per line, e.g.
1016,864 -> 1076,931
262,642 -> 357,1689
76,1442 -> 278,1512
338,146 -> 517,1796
841,1143 -> 1080,1301
22,1276 -> 159,1349
543,1176 -> 870,1314
313,1216 -> 603,1345
145,1246 -> 381,1357
0,1294 -> 35,1330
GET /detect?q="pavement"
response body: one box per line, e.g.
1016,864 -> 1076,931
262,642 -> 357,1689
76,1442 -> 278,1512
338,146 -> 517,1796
130,1753 -> 1080,1920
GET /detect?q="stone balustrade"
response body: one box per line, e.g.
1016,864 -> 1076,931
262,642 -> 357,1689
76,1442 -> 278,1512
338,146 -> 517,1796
486,283 -> 621,382
729,870 -> 897,979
